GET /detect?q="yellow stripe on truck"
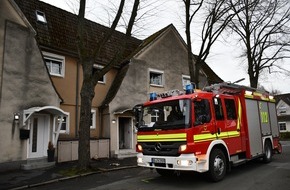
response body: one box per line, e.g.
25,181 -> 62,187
194,133 -> 217,142
228,131 -> 240,137
138,130 -> 241,143
237,98 -> 242,131
137,133 -> 186,142
194,131 -> 240,143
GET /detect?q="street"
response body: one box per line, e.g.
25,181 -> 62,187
31,141 -> 290,190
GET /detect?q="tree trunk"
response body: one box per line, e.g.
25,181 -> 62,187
76,0 -> 139,170
78,60 -> 95,170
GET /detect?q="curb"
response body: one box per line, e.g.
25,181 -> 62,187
9,165 -> 138,190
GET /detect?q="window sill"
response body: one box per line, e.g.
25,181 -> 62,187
98,81 -> 106,85
50,73 -> 64,78
150,84 -> 164,88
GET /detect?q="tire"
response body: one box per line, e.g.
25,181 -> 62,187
156,169 -> 175,177
208,148 -> 227,182
263,140 -> 272,163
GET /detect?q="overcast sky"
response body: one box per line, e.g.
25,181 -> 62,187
40,0 -> 290,94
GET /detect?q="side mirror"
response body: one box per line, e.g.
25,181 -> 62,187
133,104 -> 143,128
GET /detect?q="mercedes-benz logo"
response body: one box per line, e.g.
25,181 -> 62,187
154,142 -> 162,152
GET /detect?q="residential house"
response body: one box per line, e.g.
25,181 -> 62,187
0,0 -> 66,170
15,0 -> 142,162
14,0 -> 223,162
275,93 -> 290,132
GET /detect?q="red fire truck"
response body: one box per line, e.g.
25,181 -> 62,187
134,83 -> 281,181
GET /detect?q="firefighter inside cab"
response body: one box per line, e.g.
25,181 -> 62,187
134,83 -> 282,182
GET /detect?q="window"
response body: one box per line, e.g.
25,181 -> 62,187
194,99 -> 211,125
93,64 -> 106,83
43,52 -> 65,77
213,97 -> 224,120
57,113 -> 70,134
182,75 -> 191,90
36,10 -> 47,23
225,99 -> 237,120
90,109 -> 96,129
149,69 -> 164,86
140,99 -> 191,131
151,111 -> 159,122
279,122 -> 286,131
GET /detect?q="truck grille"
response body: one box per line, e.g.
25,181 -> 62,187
140,142 -> 185,156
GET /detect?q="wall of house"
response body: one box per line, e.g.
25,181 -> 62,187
284,121 -> 290,132
48,53 -> 118,139
0,1 -> 60,163
0,1 -> 27,94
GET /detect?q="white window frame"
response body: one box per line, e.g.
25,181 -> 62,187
93,64 -> 106,84
43,52 -> 65,77
149,68 -> 164,87
36,10 -> 47,23
151,112 -> 159,122
279,122 -> 286,131
58,112 -> 70,134
90,109 -> 97,129
182,75 -> 191,90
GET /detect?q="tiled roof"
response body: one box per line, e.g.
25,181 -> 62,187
14,0 -> 142,64
275,93 -> 290,106
14,0 -> 222,84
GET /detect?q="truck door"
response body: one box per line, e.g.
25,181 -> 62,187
193,98 -> 216,144
212,97 -> 226,139
224,97 -> 242,154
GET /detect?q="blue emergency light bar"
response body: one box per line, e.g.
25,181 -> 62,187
149,92 -> 157,101
186,83 -> 195,94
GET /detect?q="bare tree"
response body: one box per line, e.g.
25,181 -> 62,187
183,0 -> 236,88
76,0 -> 139,170
183,0 -> 203,86
229,0 -> 290,88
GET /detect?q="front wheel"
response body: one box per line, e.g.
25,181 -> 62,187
208,148 -> 227,182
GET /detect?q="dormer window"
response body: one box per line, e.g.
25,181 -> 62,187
278,106 -> 287,114
36,10 -> 47,23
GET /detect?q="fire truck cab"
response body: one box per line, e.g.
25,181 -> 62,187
134,83 -> 281,182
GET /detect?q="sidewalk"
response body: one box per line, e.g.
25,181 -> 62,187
0,157 -> 137,190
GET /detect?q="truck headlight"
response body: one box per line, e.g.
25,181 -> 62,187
177,160 -> 193,166
178,144 -> 187,153
137,157 -> 143,164
136,144 -> 143,152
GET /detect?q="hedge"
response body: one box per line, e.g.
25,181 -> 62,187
280,132 -> 290,140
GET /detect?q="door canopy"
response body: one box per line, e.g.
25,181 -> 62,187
23,106 -> 68,125
23,106 -> 68,148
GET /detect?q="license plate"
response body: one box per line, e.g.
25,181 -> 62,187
152,158 -> 166,164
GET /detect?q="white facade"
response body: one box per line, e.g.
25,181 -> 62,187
276,99 -> 290,132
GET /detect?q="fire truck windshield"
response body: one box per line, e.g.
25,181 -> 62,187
138,99 -> 190,131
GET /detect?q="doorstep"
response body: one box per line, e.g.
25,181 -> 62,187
21,157 -> 55,170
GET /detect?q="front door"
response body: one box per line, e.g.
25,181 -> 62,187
118,117 -> 132,150
29,115 -> 49,158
